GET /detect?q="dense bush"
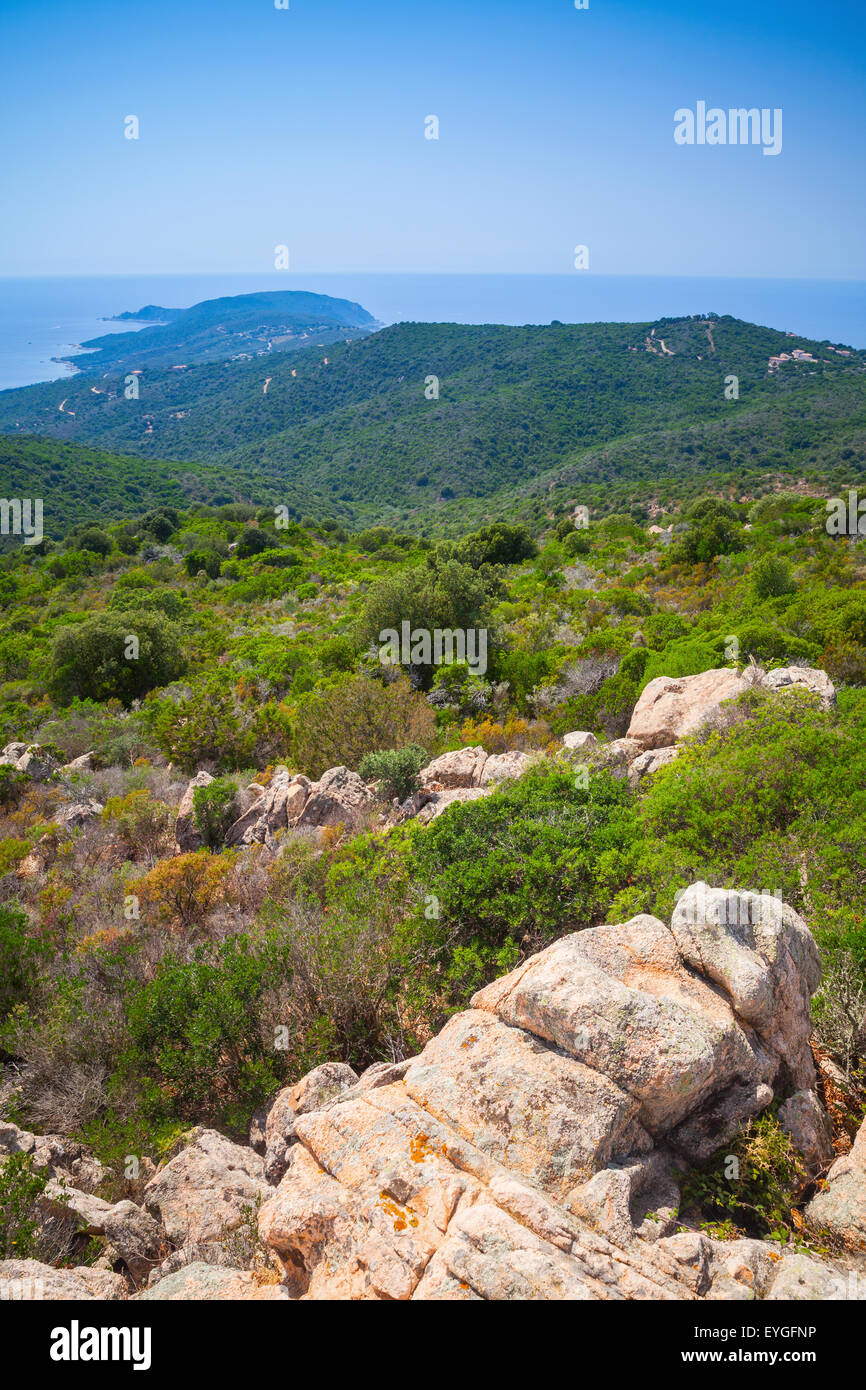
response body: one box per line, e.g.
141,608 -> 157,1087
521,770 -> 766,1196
119,933 -> 290,1134
397,765 -> 636,1012
293,673 -> 436,778
76,527 -> 112,557
192,776 -> 238,848
184,549 -> 221,579
458,522 -> 537,568
681,1114 -> 806,1242
145,678 -> 292,771
357,743 -> 428,802
673,498 -> 745,564
0,900 -> 48,1020
108,583 -> 189,621
49,611 -> 186,705
0,764 -> 28,807
752,552 -> 796,600
235,527 -> 271,558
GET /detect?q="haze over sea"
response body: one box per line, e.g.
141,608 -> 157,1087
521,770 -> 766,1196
1,272 -> 864,393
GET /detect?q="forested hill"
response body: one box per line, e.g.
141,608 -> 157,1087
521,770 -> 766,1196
62,290 -> 379,373
0,437 -> 260,539
1,314 -> 864,531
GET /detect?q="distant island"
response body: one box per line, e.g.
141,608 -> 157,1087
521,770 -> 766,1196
65,290 -> 380,374
102,305 -> 183,323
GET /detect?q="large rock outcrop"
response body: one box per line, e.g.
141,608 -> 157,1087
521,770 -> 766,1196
626,665 -> 836,751
254,883 -> 832,1299
761,666 -> 836,706
627,669 -> 750,749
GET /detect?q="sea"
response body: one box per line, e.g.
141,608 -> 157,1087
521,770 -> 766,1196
1,272 -> 865,392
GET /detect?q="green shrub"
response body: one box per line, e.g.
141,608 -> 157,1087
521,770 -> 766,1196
0,838 -> 31,876
358,744 -> 429,802
119,934 -> 290,1135
76,527 -> 112,558
258,548 -> 301,569
108,584 -> 188,621
563,529 -> 591,557
192,776 -> 238,848
0,900 -> 48,1019
0,763 -> 27,807
184,549 -> 221,580
140,508 -> 179,542
460,522 -> 537,567
357,558 -> 499,685
235,527 -> 271,558
681,1113 -> 807,1242
673,500 -> 745,564
145,678 -> 292,772
736,622 -> 816,664
753,553 -> 797,600
400,764 -> 636,1012
319,635 -> 357,673
641,635 -> 728,686
618,647 -> 651,682
0,1152 -> 54,1260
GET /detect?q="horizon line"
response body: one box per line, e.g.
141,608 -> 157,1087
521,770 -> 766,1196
1,271 -> 865,286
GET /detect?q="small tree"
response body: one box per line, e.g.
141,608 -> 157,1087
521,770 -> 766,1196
235,527 -> 271,558
752,553 -> 796,600
50,611 -> 186,705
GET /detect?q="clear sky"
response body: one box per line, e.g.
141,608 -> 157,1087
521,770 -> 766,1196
0,0 -> 864,279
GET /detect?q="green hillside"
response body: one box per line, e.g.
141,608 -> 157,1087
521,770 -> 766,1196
0,438 -> 266,542
1,314 -> 864,535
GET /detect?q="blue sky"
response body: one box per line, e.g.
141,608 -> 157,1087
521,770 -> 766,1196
0,0 -> 864,278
